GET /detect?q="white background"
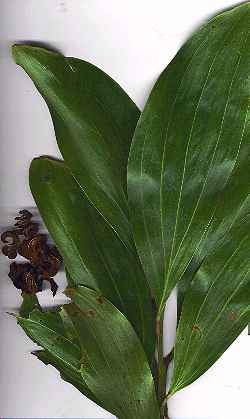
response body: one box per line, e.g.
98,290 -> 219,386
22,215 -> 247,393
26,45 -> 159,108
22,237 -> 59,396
0,1 -> 249,418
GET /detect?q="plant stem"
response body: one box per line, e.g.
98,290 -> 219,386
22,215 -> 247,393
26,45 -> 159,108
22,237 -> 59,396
162,350 -> 174,418
164,407 -> 170,419
156,315 -> 166,418
161,394 -> 170,419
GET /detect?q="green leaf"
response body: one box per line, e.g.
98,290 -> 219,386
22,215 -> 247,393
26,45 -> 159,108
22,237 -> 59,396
177,119 -> 250,319
18,309 -> 104,409
17,309 -> 82,375
18,287 -> 160,419
173,109 -> 250,389
64,286 -> 160,419
177,260 -> 201,322
31,306 -> 102,406
12,44 -> 140,250
127,2 -> 250,313
170,223 -> 250,395
29,157 -> 155,362
60,306 -> 81,348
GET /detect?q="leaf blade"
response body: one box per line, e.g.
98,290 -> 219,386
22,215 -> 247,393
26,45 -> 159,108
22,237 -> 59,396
170,225 -> 250,394
12,45 -> 140,250
128,3 -> 250,312
65,286 -> 160,419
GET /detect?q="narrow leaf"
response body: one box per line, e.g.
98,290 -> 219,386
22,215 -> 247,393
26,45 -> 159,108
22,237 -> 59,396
12,44 -> 140,250
29,157 -> 155,361
64,286 -> 160,419
128,2 -> 250,313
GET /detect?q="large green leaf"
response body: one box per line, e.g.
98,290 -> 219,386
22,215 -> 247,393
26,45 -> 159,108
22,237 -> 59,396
12,44 -> 140,250
177,116 -> 250,319
170,220 -> 250,395
64,287 -> 160,419
29,157 -> 155,361
128,2 -> 250,313
18,287 -> 160,419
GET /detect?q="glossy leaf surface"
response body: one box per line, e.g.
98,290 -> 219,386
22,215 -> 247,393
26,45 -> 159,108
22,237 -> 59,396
173,106 -> 250,389
170,222 -> 250,394
13,44 -> 140,250
128,3 -> 250,313
18,287 -> 160,419
30,157 -> 155,361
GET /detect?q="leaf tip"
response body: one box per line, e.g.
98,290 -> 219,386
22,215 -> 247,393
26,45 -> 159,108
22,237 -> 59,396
11,44 -> 20,63
11,44 -> 30,65
6,311 -> 18,319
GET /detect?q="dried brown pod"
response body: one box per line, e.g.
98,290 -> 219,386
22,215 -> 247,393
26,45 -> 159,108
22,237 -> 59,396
1,230 -> 20,259
8,262 -> 42,294
1,209 -> 62,296
15,209 -> 39,238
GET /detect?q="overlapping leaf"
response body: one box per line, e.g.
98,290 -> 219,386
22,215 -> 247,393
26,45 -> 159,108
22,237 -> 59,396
29,157 -> 155,361
18,287 -> 160,419
12,44 -> 140,250
128,2 -> 250,313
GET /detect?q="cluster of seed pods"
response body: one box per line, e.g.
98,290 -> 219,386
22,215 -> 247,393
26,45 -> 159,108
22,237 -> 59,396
1,210 -> 62,296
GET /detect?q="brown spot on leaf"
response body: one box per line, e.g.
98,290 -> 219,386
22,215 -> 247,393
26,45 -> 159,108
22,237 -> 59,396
80,355 -> 88,368
96,295 -> 104,304
192,324 -> 201,333
228,311 -> 237,321
87,309 -> 96,317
